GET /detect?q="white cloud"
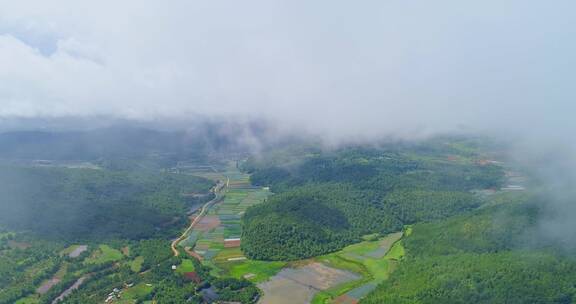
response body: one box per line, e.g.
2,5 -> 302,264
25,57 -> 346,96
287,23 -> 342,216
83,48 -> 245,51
0,0 -> 575,138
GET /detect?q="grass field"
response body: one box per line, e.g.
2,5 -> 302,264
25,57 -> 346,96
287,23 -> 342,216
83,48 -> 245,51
212,248 -> 285,283
15,296 -> 39,304
177,259 -> 196,274
121,283 -> 154,302
130,256 -> 144,272
385,241 -> 405,261
227,259 -> 286,283
84,245 -> 123,265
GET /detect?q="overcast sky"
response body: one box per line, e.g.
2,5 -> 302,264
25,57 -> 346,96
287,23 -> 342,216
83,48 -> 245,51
1,1 -> 575,138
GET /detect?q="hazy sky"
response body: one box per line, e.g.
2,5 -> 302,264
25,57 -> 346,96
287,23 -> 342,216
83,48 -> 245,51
1,1 -> 575,138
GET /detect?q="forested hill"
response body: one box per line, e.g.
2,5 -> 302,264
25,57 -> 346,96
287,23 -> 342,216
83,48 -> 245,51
360,196 -> 576,304
0,166 -> 213,240
241,139 -> 505,260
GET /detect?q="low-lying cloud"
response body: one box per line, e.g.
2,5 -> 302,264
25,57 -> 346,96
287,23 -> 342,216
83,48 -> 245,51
1,0 -> 575,139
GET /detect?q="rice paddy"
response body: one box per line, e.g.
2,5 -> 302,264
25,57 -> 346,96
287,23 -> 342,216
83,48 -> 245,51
258,262 -> 361,304
311,231 -> 407,304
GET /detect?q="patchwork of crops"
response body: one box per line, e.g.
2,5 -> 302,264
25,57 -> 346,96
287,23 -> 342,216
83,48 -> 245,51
182,162 -> 270,265
193,186 -> 270,260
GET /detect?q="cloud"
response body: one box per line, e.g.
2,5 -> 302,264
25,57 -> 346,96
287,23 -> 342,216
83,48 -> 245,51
0,0 -> 575,139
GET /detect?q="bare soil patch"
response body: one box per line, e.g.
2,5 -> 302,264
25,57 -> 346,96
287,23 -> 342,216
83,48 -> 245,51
333,294 -> 359,304
195,215 -> 221,232
224,239 -> 241,248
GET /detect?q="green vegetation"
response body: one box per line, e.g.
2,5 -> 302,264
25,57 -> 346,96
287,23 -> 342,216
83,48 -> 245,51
226,259 -> 286,283
385,241 -> 405,261
176,259 -> 195,274
3,134 -> 555,304
121,283 -> 154,302
129,256 -> 144,273
14,296 -> 39,304
361,200 -> 576,303
242,140 -> 503,260
84,245 -> 123,265
0,166 -> 213,241
0,236 -> 64,304
178,163 -> 277,285
311,231 -> 406,303
0,162 -> 215,304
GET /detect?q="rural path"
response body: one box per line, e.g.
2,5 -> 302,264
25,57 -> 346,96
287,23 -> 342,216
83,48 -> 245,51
171,176 -> 228,257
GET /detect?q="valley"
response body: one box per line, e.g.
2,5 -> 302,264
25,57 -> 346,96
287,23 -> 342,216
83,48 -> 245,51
0,135 -> 571,304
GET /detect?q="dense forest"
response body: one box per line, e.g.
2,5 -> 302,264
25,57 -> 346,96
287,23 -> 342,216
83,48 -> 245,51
0,166 -> 213,240
361,197 -> 576,304
242,140 -> 505,260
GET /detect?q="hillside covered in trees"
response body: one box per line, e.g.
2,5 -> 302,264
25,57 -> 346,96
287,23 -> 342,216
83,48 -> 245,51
360,196 -> 576,304
0,166 -> 213,241
241,138 -> 505,260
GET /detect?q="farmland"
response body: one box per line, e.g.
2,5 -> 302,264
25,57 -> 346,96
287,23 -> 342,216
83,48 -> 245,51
213,248 -> 286,283
239,230 -> 408,304
258,262 -> 360,304
312,231 -> 407,304
172,160 -> 412,303
174,162 -> 275,277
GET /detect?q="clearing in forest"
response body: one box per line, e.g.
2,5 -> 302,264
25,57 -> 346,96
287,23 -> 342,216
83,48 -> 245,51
84,245 -> 123,265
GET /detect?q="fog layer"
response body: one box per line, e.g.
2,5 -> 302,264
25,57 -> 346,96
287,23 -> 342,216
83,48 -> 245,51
1,1 -> 575,139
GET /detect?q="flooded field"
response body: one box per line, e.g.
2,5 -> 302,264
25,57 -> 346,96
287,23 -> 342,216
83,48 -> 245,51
364,232 -> 403,258
258,262 -> 360,304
